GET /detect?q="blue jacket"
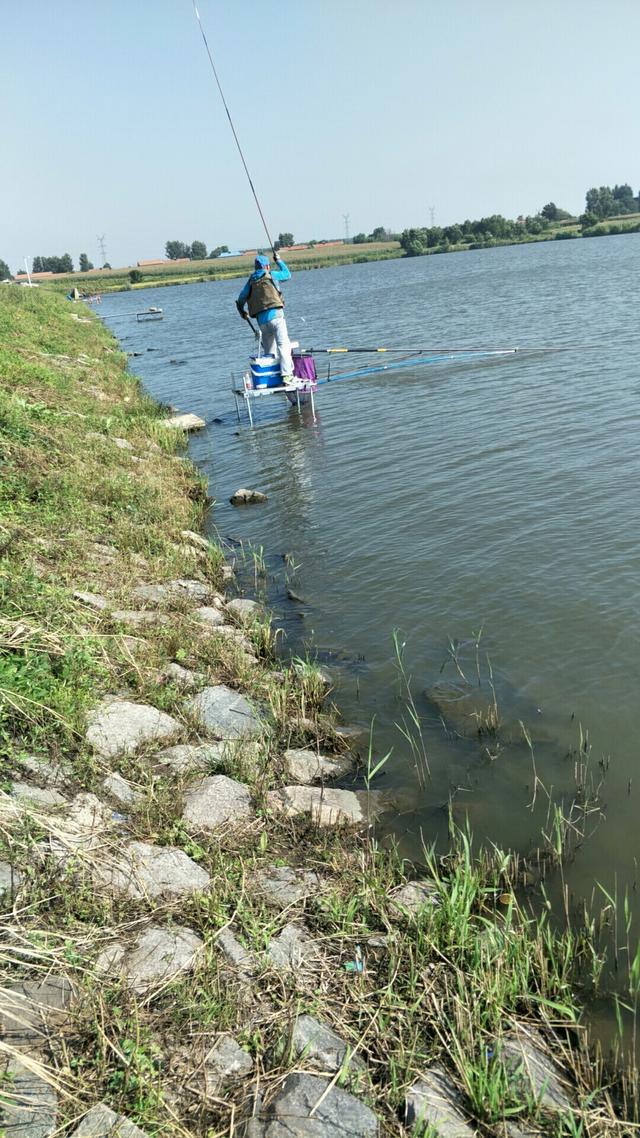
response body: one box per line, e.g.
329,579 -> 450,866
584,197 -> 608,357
237,259 -> 291,325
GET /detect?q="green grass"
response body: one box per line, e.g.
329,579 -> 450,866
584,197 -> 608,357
0,286 -> 636,1137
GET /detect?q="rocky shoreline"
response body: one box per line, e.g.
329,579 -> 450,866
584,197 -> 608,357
0,287 -> 630,1135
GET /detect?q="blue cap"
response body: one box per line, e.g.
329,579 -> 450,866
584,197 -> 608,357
254,254 -> 269,269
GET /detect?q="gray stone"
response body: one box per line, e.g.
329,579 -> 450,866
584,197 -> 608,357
130,583 -> 171,606
116,925 -> 203,992
131,579 -> 211,607
94,943 -> 127,976
0,861 -> 22,892
182,775 -> 253,832
46,793 -> 113,865
283,748 -> 354,785
215,927 -> 256,977
86,698 -> 181,759
226,597 -> 260,623
161,412 -> 206,431
172,578 -> 212,602
0,1058 -> 57,1137
204,1034 -> 254,1082
0,976 -> 74,1050
181,529 -> 212,551
230,488 -> 267,504
9,782 -> 66,808
98,841 -> 210,901
405,1066 -> 475,1136
333,725 -> 367,743
209,625 -> 255,653
65,792 -> 113,836
502,1125 -> 543,1138
254,865 -> 321,907
110,610 -> 169,627
73,590 -> 108,611
292,662 -> 333,688
500,1025 -> 571,1113
186,684 -> 261,738
69,1102 -> 149,1136
16,754 -> 61,786
102,771 -> 137,806
160,662 -> 205,690
195,605 -> 226,628
291,1015 -> 365,1074
266,786 -> 384,827
154,742 -> 225,774
389,880 -> 439,916
245,1072 -> 378,1137
267,923 -> 319,970
113,436 -> 133,450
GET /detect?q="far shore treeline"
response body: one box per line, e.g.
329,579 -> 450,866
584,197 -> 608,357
2,182 -> 639,285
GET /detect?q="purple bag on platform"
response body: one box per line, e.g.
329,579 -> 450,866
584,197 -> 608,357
292,355 -> 317,381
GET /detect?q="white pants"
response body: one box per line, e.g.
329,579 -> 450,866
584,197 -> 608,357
259,312 -> 293,377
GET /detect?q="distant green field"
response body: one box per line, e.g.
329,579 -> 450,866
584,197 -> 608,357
31,242 -> 403,294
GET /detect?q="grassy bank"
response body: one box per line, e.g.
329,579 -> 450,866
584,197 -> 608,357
0,288 -> 636,1136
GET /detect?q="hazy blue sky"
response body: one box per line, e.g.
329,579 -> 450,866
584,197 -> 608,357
2,0 -> 638,271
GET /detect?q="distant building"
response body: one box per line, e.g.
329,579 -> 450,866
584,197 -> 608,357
137,259 -> 166,267
218,250 -> 242,258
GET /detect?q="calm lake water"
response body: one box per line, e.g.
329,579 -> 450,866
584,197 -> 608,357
101,237 -> 640,964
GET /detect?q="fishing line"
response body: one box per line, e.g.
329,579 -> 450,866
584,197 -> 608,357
192,2 -> 275,254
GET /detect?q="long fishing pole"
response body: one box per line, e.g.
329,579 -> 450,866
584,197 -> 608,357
192,2 -> 275,255
300,344 -> 601,355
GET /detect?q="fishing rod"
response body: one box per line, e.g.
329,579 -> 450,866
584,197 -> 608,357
299,344 -> 592,356
192,2 -> 276,255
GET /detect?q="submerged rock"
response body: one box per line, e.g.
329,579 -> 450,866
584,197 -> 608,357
229,487 -> 267,505
161,412 -> 206,431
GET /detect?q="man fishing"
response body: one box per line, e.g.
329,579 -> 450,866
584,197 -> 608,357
236,252 -> 294,383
